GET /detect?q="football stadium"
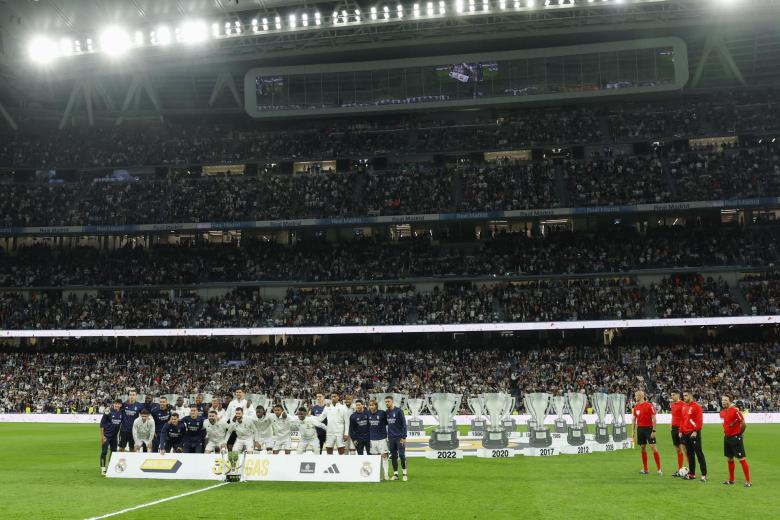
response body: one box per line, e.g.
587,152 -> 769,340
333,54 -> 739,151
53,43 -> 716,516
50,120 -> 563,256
1,0 -> 780,518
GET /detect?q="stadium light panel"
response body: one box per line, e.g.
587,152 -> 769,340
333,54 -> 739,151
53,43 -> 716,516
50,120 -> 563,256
413,3 -> 420,16
74,40 -> 82,53
397,4 -> 404,18
427,1 -> 434,15
483,0 -> 489,11
527,0 -> 535,7
86,38 -> 93,52
469,0 -> 476,13
371,6 -> 378,20
234,20 -> 242,34
275,16 -> 282,29
332,10 -> 339,23
224,22 -> 232,35
289,14 -> 297,28
59,38 -> 73,56
212,22 -> 220,37
134,31 -> 144,46
439,1 -> 446,14
155,26 -> 172,45
355,9 -> 361,22
499,0 -> 507,9
251,18 -> 259,33
99,26 -> 131,56
28,37 -> 59,64
262,18 -> 269,31
456,0 -> 464,14
514,0 -> 521,9
302,13 -> 309,27
180,21 -> 207,43
315,11 -> 321,25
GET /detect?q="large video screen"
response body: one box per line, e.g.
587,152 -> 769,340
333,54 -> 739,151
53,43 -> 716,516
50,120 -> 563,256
436,62 -> 499,84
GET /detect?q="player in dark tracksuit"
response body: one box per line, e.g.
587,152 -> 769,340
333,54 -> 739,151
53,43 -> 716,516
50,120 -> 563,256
384,395 -> 408,481
311,393 -> 328,454
100,399 -> 123,475
159,413 -> 185,454
151,397 -> 173,452
348,400 -> 371,455
181,406 -> 207,453
119,391 -> 145,452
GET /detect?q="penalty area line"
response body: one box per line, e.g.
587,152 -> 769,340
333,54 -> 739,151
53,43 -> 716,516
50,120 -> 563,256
84,482 -> 229,520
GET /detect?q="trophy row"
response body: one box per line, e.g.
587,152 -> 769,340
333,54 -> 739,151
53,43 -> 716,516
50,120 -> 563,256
124,392 -> 628,450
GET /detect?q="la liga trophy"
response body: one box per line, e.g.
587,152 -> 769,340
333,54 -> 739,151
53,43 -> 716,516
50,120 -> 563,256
426,393 -> 461,450
526,393 -> 552,448
467,395 -> 487,436
565,392 -> 587,446
481,392 -> 512,449
608,393 -> 628,442
406,398 -> 425,436
551,395 -> 568,433
591,393 -> 610,444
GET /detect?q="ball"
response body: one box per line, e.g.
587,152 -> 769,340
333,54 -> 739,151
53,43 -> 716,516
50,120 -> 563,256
678,467 -> 689,478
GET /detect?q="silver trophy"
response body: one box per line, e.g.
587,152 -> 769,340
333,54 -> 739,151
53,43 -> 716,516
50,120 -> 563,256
481,392 -> 511,449
608,393 -> 628,442
406,398 -> 425,435
502,394 -> 517,432
590,393 -> 610,444
523,395 -> 535,431
426,393 -> 461,450
283,398 -> 302,435
565,392 -> 587,446
551,395 -> 568,433
249,394 -> 271,413
467,395 -> 487,435
526,393 -> 552,448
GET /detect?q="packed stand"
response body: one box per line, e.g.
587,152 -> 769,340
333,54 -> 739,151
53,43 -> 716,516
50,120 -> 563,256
651,273 -> 744,318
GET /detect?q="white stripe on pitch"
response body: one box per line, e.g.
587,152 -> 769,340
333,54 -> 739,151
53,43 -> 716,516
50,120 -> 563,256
84,482 -> 228,520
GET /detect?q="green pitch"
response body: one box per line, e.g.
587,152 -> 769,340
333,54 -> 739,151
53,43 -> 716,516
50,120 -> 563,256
0,423 -> 778,520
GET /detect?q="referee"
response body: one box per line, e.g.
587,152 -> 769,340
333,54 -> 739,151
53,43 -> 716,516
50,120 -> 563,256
680,390 -> 707,482
720,394 -> 751,487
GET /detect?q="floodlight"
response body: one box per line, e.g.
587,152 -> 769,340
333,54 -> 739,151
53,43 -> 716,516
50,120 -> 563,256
302,13 -> 309,26
99,26 -> 131,56
456,0 -> 464,14
156,26 -> 172,45
371,6 -> 378,20
29,37 -> 59,64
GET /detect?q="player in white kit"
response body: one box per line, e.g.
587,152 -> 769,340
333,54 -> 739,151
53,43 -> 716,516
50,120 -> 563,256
204,409 -> 230,453
319,393 -> 350,455
270,404 -> 292,454
131,409 -> 155,452
222,408 -> 256,453
294,407 -> 326,454
252,405 -> 275,452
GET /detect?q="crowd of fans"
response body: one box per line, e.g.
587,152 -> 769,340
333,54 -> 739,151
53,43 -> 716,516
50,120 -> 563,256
1,339 -> 776,414
651,273 -> 744,318
2,226 -> 777,287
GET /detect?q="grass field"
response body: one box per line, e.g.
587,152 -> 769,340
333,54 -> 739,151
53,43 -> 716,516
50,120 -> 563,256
0,423 -> 777,520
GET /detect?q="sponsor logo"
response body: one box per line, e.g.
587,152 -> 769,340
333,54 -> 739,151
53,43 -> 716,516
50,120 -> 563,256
140,459 -> 182,473
323,464 -> 340,474
360,462 -> 373,478
114,458 -> 127,473
299,462 -> 316,474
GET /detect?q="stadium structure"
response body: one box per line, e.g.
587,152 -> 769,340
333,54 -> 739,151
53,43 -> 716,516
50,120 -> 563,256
0,1 -> 779,519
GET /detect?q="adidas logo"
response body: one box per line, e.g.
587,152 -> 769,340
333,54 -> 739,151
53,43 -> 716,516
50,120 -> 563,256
323,464 -> 340,474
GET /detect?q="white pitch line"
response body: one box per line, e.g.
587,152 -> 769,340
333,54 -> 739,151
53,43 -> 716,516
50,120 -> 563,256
84,482 -> 228,520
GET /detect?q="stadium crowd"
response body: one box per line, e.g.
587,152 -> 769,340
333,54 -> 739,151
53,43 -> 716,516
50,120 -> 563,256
1,339 -> 776,414
1,226 -> 776,287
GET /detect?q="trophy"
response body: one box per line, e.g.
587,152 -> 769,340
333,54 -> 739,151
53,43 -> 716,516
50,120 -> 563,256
283,398 -> 302,435
565,392 -> 587,446
590,393 -> 610,443
406,398 -> 425,436
467,395 -> 487,436
523,395 -> 535,431
526,393 -> 552,448
248,394 -> 270,412
426,393 -> 461,450
551,395 -> 568,433
608,393 -> 628,442
481,392 -> 512,449
502,394 -> 517,432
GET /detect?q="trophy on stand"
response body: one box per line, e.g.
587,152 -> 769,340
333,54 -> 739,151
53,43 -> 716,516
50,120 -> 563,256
253,395 -> 271,412
551,395 -> 568,433
283,398 -> 302,436
406,398 -> 425,436
481,392 -> 512,449
426,393 -> 461,450
608,393 -> 628,442
565,392 -> 587,446
590,393 -> 610,444
467,395 -> 487,437
526,393 -> 552,448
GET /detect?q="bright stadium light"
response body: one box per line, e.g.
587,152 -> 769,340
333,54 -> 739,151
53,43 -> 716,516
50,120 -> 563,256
156,26 -> 172,45
483,0 -> 489,10
371,6 -> 378,20
28,37 -> 59,64
59,38 -> 73,56
86,38 -> 94,52
275,16 -> 282,29
413,3 -> 420,16
527,0 -> 535,6
224,22 -> 232,35
514,0 -> 521,8
427,1 -> 434,15
469,0 -> 476,13
355,9 -> 361,22
332,10 -> 339,23
74,40 -> 82,53
262,18 -> 269,31
134,31 -> 144,46
315,11 -> 322,25
456,0 -> 464,14
302,13 -> 309,26
180,21 -> 207,43
99,26 -> 131,56
397,4 -> 404,18
212,22 -> 220,37
499,0 -> 506,9
289,14 -> 297,28
439,1 -> 446,14
234,20 -> 242,34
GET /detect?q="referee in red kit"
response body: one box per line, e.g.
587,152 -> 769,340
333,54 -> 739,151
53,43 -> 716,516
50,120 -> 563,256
720,394 -> 751,487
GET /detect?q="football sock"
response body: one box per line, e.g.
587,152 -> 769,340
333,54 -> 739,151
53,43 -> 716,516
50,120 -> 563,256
653,452 -> 661,470
677,452 -> 684,470
740,460 -> 750,481
728,460 -> 735,481
641,451 -> 648,471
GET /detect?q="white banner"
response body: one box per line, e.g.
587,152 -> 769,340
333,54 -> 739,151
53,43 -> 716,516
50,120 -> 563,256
106,452 -> 381,482
4,412 -> 780,425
